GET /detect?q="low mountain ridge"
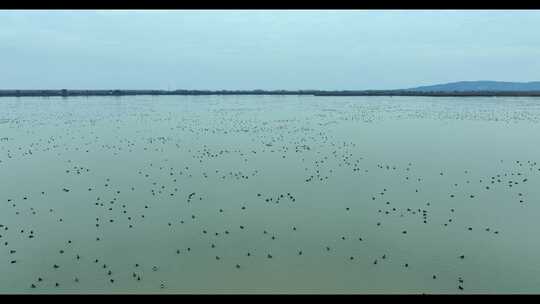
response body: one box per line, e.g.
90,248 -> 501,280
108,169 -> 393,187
405,81 -> 540,92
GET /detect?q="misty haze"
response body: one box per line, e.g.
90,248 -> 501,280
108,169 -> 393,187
1,9 -> 540,295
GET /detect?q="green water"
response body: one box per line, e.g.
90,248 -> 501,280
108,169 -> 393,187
1,95 -> 540,293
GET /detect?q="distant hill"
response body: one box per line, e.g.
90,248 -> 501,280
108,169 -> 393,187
405,81 -> 540,92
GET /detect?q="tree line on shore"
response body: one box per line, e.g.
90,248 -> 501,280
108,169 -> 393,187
2,89 -> 540,97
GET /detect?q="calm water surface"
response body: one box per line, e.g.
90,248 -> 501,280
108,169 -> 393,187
1,95 -> 540,293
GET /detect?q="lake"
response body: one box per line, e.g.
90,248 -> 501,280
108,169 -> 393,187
1,95 -> 540,293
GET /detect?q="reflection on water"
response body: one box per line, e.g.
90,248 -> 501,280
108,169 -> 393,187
1,95 -> 540,293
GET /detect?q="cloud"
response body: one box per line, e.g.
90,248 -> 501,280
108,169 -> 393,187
1,10 -> 539,90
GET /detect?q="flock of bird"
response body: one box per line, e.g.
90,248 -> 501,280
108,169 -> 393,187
1,95 -> 540,293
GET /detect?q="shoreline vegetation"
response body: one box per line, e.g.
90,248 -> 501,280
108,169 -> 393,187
2,89 -> 540,98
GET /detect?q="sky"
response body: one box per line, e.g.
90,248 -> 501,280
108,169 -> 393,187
1,10 -> 540,90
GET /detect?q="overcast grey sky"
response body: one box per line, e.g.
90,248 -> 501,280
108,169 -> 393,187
1,10 -> 539,90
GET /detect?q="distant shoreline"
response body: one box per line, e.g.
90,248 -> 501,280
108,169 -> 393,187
2,89 -> 540,98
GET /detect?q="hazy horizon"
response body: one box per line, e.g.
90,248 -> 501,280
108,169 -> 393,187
2,10 -> 540,90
